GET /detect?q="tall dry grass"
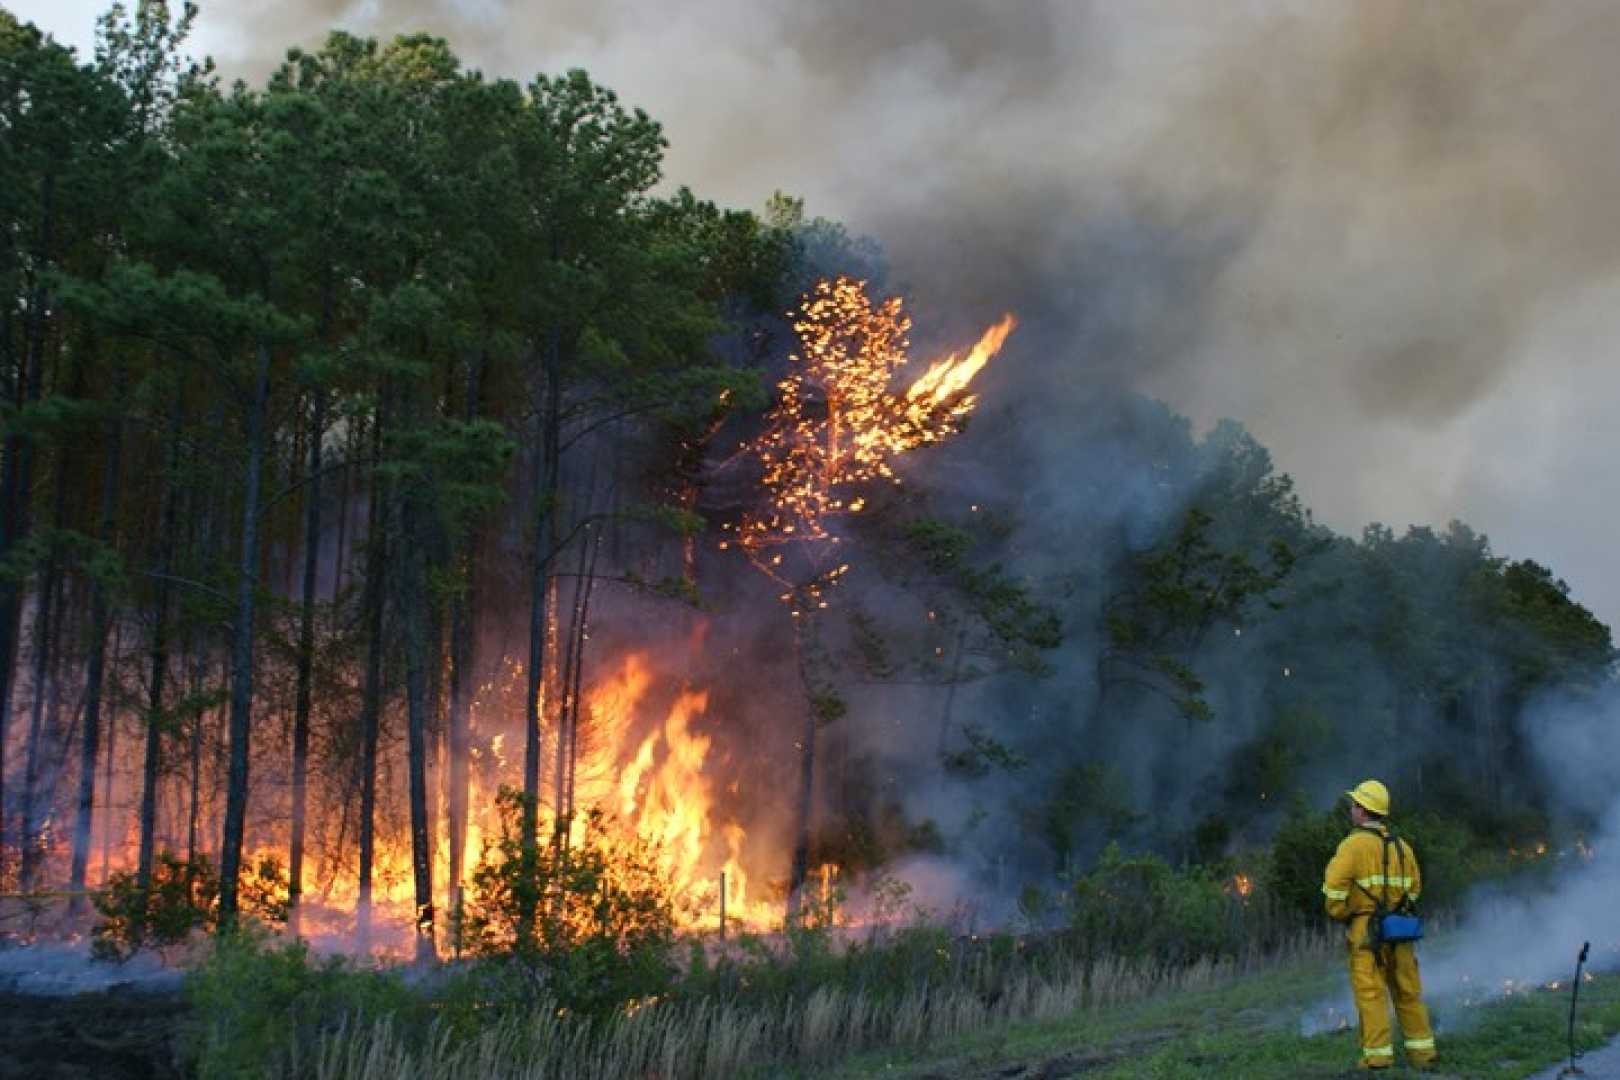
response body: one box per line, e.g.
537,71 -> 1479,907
302,929 -> 1340,1080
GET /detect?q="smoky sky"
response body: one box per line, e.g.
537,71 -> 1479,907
21,0 -> 1620,627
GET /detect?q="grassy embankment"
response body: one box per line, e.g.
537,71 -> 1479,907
816,953 -> 1620,1080
288,936 -> 1619,1080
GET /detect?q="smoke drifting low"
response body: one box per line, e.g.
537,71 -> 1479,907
1302,684 -> 1620,1039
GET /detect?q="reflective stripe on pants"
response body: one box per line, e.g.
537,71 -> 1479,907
1348,929 -> 1437,1067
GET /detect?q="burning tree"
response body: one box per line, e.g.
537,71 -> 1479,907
732,276 -> 1014,916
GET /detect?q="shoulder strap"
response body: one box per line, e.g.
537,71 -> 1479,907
1383,829 -> 1416,913
1345,827 -> 1411,915
1382,831 -> 1392,912
1347,828 -> 1390,915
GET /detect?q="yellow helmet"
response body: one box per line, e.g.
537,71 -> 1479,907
1346,779 -> 1390,817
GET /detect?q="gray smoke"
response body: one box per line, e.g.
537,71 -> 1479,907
19,0 -> 1620,624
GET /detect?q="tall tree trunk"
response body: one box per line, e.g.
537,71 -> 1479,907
553,528 -> 592,844
0,325 -> 19,879
20,457 -> 69,888
562,527 -> 604,827
41,560 -> 72,861
446,574 -> 473,950
69,392 -> 124,911
520,332 -> 562,935
186,664 -> 206,871
136,409 -> 182,902
0,173 -> 55,879
935,625 -> 969,758
100,629 -> 119,884
184,413 -> 221,874
425,596 -> 443,911
356,408 -> 388,947
402,493 -> 435,963
446,350 -> 480,950
785,613 -> 818,922
288,390 -> 326,934
218,338 -> 273,924
332,451 -> 350,600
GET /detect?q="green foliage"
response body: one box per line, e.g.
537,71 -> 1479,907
810,690 -> 848,726
1266,798 -> 1515,921
186,925 -> 416,1080
1265,800 -> 1347,921
237,854 -> 292,926
941,723 -> 1028,778
901,517 -> 1062,670
460,788 -> 677,1017
904,518 -> 974,573
849,609 -> 897,677
1490,559 -> 1614,688
867,873 -> 915,923
620,568 -> 704,607
92,852 -> 219,962
1226,706 -> 1336,809
91,852 -> 289,962
1040,762 -> 1142,866
1103,503 -> 1295,724
1065,844 -> 1248,965
382,417 -> 515,540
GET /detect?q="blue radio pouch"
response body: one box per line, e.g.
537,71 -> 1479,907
1375,912 -> 1424,943
1357,826 -> 1423,947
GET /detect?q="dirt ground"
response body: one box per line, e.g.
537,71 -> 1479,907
0,990 -> 188,1079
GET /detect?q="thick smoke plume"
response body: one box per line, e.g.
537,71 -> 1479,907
135,0 -> 1620,628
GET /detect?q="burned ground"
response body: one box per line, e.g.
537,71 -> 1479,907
0,990 -> 187,1080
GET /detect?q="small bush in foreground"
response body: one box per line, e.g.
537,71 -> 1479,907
188,924 -> 415,1080
459,788 -> 677,1018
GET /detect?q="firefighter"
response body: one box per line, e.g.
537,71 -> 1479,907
1321,779 -> 1437,1070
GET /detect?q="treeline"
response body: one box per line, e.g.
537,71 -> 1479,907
0,2 -> 802,955
2,1 -> 1613,956
933,397 -> 1617,876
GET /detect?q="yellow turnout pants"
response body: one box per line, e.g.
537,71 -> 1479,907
1347,921 -> 1436,1068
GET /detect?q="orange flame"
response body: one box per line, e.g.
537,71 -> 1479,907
738,277 -> 1016,589
905,313 -> 1017,414
557,652 -> 777,930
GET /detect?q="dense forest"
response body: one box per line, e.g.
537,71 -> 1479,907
1,0 -> 1614,977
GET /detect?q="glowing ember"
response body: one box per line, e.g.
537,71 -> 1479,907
737,276 -> 1015,592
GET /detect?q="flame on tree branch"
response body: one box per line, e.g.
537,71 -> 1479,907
730,275 -> 1016,606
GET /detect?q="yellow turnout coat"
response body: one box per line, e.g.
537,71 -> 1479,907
1321,824 -> 1436,1069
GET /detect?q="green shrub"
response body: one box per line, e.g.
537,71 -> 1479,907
1266,797 -> 1517,921
1399,811 -> 1506,912
460,787 -> 677,1018
91,852 -> 290,962
1266,800 -> 1346,920
92,852 -> 219,962
1065,844 -> 1245,965
187,924 -> 416,1080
